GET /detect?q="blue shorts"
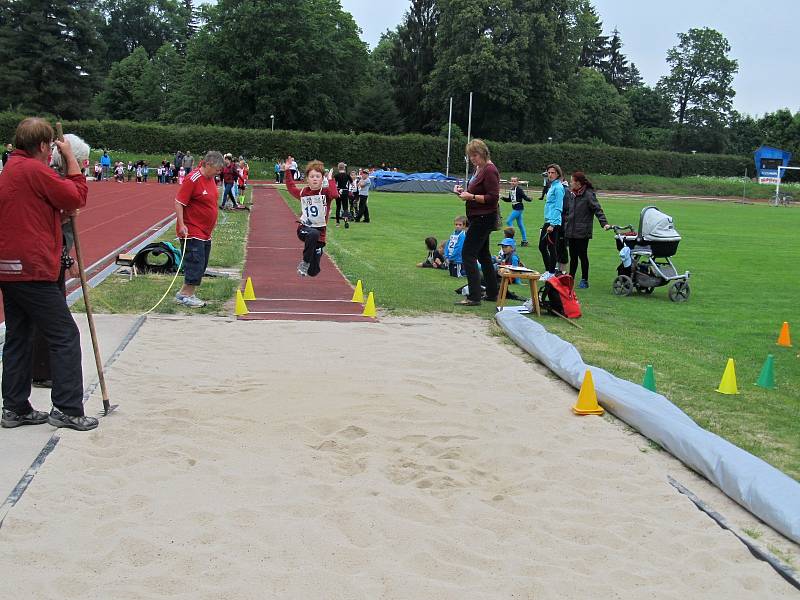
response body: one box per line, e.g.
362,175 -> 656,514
183,238 -> 212,286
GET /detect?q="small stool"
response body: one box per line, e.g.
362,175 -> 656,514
115,253 -> 137,280
497,268 -> 541,316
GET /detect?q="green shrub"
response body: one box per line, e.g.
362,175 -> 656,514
0,112 -> 750,177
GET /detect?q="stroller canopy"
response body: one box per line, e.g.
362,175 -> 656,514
640,206 -> 681,242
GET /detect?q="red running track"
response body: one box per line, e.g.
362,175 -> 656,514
0,180 -> 180,325
239,187 -> 375,322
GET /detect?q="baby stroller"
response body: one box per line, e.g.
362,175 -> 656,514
611,206 -> 691,302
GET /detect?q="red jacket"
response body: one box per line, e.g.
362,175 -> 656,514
0,150 -> 88,281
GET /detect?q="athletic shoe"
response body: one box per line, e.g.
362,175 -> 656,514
48,408 -> 98,431
32,379 -> 53,389
175,292 -> 187,304
520,240 -> 529,247
523,298 -> 533,312
578,279 -> 589,289
297,261 -> 310,276
1,408 -> 49,428
180,295 -> 206,308
540,271 -> 554,281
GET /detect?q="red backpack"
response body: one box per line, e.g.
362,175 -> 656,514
539,274 -> 582,318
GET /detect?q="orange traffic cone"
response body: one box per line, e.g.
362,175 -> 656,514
777,322 -> 792,347
572,370 -> 604,415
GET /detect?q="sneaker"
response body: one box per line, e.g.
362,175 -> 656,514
520,240 -> 529,247
180,295 -> 206,308
540,271 -> 554,281
2,408 -> 49,428
578,279 -> 589,289
32,379 -> 53,389
297,261 -> 310,276
523,298 -> 534,312
48,408 -> 98,431
175,291 -> 187,304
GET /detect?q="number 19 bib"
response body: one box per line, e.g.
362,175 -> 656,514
301,193 -> 327,227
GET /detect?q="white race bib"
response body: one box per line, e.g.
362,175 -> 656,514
301,193 -> 327,227
510,188 -> 517,202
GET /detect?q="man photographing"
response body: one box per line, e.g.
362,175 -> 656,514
0,117 -> 98,431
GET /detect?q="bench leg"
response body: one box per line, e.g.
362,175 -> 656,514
497,277 -> 509,308
530,279 -> 541,316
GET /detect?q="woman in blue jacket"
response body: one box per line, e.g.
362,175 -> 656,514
538,163 -> 563,280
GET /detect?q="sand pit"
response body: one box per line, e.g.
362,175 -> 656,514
0,315 -> 796,599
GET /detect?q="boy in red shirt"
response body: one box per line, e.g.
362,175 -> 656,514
174,151 -> 224,307
284,159 -> 337,276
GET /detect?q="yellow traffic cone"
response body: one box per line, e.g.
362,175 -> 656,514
716,358 -> 739,394
777,322 -> 792,347
351,279 -> 364,303
362,291 -> 376,317
235,289 -> 249,316
243,277 -> 256,300
572,370 -> 604,415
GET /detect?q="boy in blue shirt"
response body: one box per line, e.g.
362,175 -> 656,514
444,215 -> 467,277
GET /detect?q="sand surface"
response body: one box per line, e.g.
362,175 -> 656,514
0,315 -> 797,599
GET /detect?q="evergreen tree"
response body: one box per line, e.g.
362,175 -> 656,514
425,0 -> 574,142
388,0 -> 439,133
0,0 -> 105,119
604,28 -> 630,92
351,88 -> 405,135
575,1 -> 607,70
625,62 -> 643,88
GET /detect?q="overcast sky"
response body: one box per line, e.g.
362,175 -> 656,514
340,0 -> 799,117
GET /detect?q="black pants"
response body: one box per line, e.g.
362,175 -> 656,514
297,226 -> 324,276
1,281 -> 84,417
335,190 -> 348,224
356,195 -> 369,222
568,237 -> 591,281
462,213 -> 498,302
538,224 -> 561,273
31,266 -> 67,381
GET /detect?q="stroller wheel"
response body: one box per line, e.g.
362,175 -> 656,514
612,275 -> 634,296
668,280 -> 690,303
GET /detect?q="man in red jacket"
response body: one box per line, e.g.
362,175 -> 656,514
0,117 -> 98,431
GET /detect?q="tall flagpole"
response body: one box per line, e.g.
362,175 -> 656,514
464,91 -> 473,183
445,97 -> 453,176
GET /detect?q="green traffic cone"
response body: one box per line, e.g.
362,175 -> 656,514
755,354 -> 775,389
642,364 -> 656,392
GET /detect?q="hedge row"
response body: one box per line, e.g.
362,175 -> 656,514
0,112 -> 750,178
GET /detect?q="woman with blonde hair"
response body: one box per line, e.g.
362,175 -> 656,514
453,139 -> 500,306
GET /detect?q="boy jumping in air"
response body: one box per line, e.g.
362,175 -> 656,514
284,159 -> 337,277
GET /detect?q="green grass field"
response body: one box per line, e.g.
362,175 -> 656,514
291,190 -> 800,480
72,203 -> 250,315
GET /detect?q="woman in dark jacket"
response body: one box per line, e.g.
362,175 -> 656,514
563,171 -> 610,288
453,139 -> 500,306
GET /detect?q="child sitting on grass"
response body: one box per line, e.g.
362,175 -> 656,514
284,159 -> 338,277
444,215 -> 467,277
417,237 -> 446,269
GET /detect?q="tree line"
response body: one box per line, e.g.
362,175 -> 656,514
0,0 -> 797,159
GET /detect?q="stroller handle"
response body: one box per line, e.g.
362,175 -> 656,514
611,224 -> 634,232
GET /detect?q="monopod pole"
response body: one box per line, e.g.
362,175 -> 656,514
55,123 -> 114,415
